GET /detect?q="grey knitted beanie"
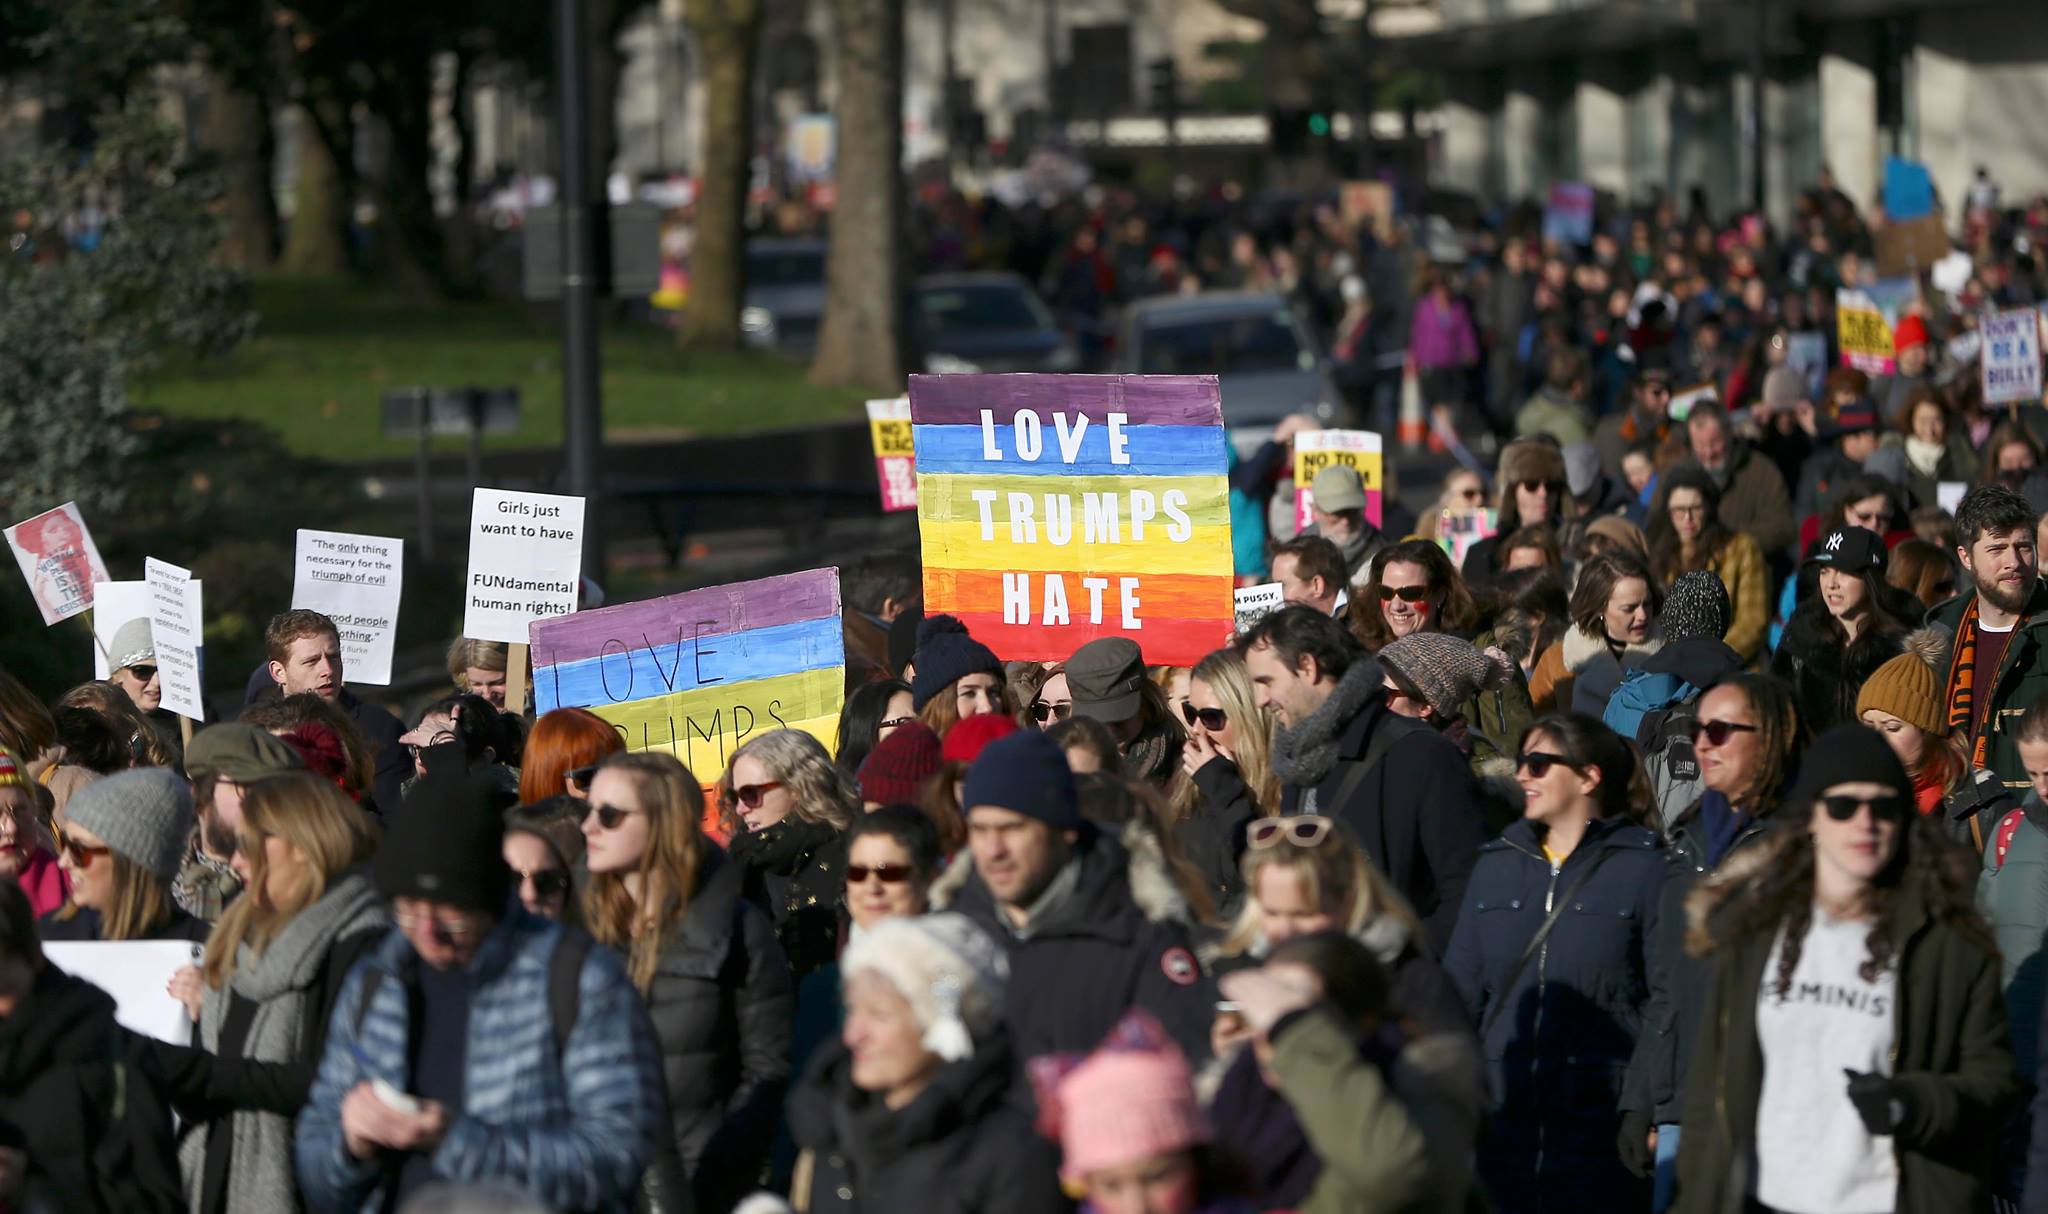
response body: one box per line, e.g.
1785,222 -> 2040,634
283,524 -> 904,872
63,768 -> 195,884
1378,632 -> 1514,722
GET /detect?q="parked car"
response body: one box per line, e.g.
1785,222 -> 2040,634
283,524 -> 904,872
911,273 -> 1079,374
740,238 -> 828,353
1114,292 -> 1347,428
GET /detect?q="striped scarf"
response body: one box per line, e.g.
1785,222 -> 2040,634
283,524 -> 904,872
1943,599 -> 2023,769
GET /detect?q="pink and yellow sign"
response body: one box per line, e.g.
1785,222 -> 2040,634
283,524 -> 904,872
867,397 -> 917,512
908,374 -> 1233,666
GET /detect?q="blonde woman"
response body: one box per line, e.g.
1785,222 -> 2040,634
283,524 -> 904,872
39,768 -> 206,942
582,751 -> 794,1212
155,772 -> 385,1214
1174,648 -> 1282,904
715,728 -> 856,976
1206,815 -> 1477,1210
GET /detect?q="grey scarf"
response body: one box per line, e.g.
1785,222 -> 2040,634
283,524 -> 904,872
179,869 -> 388,1214
1269,660 -> 1384,788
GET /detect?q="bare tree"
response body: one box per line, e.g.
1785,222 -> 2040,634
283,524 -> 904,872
809,0 -> 905,389
679,0 -> 760,347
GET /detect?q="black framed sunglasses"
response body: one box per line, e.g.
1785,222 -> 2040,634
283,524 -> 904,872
1180,702 -> 1228,731
1688,720 -> 1759,746
847,863 -> 916,884
515,868 -> 573,900
1820,794 -> 1910,824
584,804 -> 641,830
1377,585 -> 1429,603
1030,701 -> 1072,724
566,764 -> 600,789
1516,750 -> 1579,778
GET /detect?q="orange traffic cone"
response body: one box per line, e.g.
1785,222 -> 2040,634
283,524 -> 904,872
1397,356 -> 1427,450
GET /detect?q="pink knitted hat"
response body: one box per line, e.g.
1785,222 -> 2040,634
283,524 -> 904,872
1047,1018 -> 1211,1183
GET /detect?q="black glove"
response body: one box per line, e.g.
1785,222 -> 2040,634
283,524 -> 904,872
1617,1107 -> 1655,1178
1843,1068 -> 1915,1136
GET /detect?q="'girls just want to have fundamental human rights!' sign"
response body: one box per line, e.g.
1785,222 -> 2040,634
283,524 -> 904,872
908,374 -> 1234,667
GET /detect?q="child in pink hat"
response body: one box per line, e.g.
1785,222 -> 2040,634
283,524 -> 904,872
1035,1011 -> 1258,1214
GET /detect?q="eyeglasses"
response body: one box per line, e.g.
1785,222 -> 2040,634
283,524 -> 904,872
847,863 -> 916,884
1377,585 -> 1429,603
406,731 -> 456,760
1820,794 -> 1910,824
586,804 -> 643,831
1030,701 -> 1072,724
1180,702 -> 1229,731
1688,719 -> 1759,746
1516,750 -> 1579,778
393,905 -> 484,940
733,781 -> 785,809
513,868 -> 572,900
57,829 -> 110,868
879,716 -> 915,730
566,764 -> 599,789
1246,816 -> 1334,850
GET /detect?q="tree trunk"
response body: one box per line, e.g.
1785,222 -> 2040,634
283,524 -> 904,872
364,63 -> 467,301
809,0 -> 904,390
680,0 -> 760,348
204,69 -> 277,270
279,101 -> 349,275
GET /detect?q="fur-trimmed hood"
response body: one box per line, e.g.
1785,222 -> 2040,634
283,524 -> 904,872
929,818 -> 1194,935
1561,623 -> 1662,673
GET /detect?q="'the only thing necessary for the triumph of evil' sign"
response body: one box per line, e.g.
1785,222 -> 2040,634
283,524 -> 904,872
908,373 -> 1234,666
529,569 -> 846,793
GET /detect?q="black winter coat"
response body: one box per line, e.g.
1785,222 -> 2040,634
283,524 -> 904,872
0,965 -> 183,1214
338,688 -> 410,819
637,844 -> 795,1213
938,824 -> 1217,1066
1183,756 -> 1265,908
37,903 -> 211,943
1278,696 -> 1484,953
729,815 -> 845,978
1442,815 -> 1664,1214
787,1034 -> 1065,1214
1769,599 -> 1906,735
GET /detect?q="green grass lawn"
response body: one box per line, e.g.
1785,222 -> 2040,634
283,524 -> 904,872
135,276 -> 870,459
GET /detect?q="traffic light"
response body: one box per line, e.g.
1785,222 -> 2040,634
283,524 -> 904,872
1269,108 -> 1308,156
1147,58 -> 1180,117
1308,112 -> 1331,137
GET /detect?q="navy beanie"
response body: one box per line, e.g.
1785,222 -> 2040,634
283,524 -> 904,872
910,615 -> 1003,711
960,730 -> 1081,830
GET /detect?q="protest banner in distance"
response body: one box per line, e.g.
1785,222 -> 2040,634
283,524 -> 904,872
1982,306 -> 2043,406
293,530 -> 405,685
1233,583 -> 1284,635
465,488 -> 585,644
1837,288 -> 1895,374
5,502 -> 110,625
1437,508 -> 1498,570
908,374 -> 1234,666
1667,383 -> 1720,423
1293,430 -> 1385,532
530,569 -> 844,802
1542,182 -> 1595,246
144,558 -> 205,721
867,397 -> 917,512
43,941 -> 200,1044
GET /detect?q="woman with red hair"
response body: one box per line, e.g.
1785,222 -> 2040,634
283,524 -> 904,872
521,706 -> 627,805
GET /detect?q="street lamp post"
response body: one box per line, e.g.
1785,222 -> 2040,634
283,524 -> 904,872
554,0 -> 605,573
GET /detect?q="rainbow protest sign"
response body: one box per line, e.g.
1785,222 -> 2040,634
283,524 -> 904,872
908,374 -> 1233,666
529,569 -> 844,785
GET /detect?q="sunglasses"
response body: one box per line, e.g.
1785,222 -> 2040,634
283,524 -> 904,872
514,868 -> 572,900
1516,750 -> 1579,778
127,665 -> 158,681
1030,701 -> 1073,724
1180,702 -> 1229,731
406,731 -> 457,760
733,781 -> 785,809
585,804 -> 642,831
879,716 -> 915,730
1246,816 -> 1334,850
1688,719 -> 1759,746
1377,585 -> 1429,603
1517,480 -> 1557,494
58,829 -> 111,868
566,764 -> 599,789
1820,794 -> 1910,824
394,905 -> 483,940
847,863 -> 916,884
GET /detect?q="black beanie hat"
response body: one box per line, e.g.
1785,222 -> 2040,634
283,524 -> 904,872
959,729 -> 1081,830
1785,723 -> 1910,815
910,615 -> 1003,711
376,770 -> 518,915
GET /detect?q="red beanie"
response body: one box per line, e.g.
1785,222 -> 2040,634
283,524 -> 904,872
1893,313 -> 1929,354
941,713 -> 1020,766
857,722 -> 942,805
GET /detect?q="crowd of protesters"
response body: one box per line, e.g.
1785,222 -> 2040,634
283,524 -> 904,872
7,168 -> 2048,1214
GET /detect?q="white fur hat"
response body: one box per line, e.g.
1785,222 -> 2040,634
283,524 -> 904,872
840,912 -> 1008,1062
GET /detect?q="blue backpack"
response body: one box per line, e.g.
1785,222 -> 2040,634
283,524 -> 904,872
1603,668 -> 1699,743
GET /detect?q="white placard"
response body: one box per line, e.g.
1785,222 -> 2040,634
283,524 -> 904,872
1234,583 -> 1285,635
1938,481 -> 1969,516
92,579 -> 201,678
4,502 -> 111,625
464,488 -> 585,644
145,557 -> 205,721
44,940 -> 200,1045
1982,306 -> 2043,405
292,530 -> 405,685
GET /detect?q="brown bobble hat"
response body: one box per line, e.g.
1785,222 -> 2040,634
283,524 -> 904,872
1854,650 -> 1945,736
